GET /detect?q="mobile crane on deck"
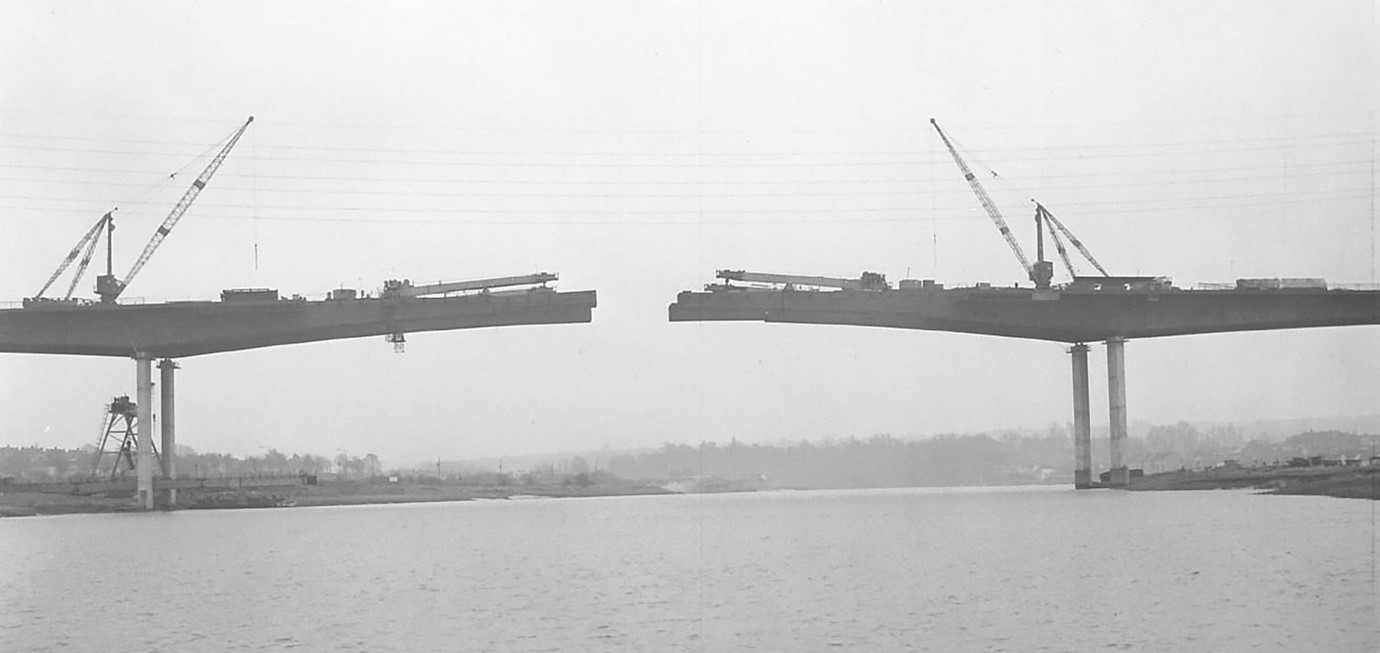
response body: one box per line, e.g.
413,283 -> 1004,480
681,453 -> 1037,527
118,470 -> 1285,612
27,116 -> 254,306
929,118 -> 1111,290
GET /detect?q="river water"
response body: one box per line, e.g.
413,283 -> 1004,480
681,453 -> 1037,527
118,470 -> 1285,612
1,487 -> 1376,651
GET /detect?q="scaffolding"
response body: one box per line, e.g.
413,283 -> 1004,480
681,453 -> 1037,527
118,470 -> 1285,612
90,395 -> 159,479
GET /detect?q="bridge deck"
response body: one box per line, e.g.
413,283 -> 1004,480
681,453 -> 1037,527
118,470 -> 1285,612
668,286 -> 1380,342
0,289 -> 597,358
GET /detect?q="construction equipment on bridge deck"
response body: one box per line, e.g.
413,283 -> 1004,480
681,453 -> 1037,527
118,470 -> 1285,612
93,117 -> 254,303
714,270 -> 890,291
30,210 -> 117,304
931,118 -> 1036,285
931,119 -> 1110,290
381,273 -> 558,298
1034,202 -> 1109,279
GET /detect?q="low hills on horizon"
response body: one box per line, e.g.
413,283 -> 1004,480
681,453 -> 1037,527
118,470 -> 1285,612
5,413 -> 1376,489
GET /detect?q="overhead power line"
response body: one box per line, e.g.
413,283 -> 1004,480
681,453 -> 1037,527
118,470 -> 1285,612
1,188 -> 1369,225
0,157 -> 1372,187
1,129 -> 1371,157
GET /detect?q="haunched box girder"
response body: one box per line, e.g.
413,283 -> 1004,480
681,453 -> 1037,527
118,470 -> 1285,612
668,287 -> 1380,342
0,290 -> 596,358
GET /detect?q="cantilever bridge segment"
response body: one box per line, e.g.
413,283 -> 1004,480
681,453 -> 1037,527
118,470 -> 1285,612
669,271 -> 1380,488
1,273 -> 597,508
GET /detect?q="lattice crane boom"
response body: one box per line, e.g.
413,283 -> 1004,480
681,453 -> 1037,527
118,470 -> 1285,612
1037,206 -> 1077,276
1035,202 -> 1110,277
98,116 -> 254,303
930,118 -> 1034,282
34,210 -> 114,300
63,214 -> 108,300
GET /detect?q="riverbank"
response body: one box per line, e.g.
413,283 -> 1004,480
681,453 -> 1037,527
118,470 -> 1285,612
0,480 -> 675,517
1128,466 -> 1379,499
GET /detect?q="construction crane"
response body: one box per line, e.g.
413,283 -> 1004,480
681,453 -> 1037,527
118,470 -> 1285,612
930,119 -> 1112,290
94,116 -> 254,303
1033,201 -> 1110,278
930,118 -> 1043,287
31,209 -> 116,302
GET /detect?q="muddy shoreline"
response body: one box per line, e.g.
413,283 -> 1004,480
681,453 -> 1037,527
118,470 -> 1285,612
1127,466 -> 1379,499
7,467 -> 1376,517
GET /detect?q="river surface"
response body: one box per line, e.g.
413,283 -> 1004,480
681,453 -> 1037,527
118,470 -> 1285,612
2,487 -> 1376,651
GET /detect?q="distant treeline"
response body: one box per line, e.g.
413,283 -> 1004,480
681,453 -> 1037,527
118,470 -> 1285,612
604,433 -> 1073,488
0,445 -> 370,482
5,425 -> 1374,486
601,427 -> 1378,489
1135,424 -> 1377,472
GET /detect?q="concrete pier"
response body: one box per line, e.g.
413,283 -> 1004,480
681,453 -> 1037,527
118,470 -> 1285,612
1106,337 -> 1129,488
135,356 -> 154,509
159,359 -> 178,506
1070,343 -> 1092,489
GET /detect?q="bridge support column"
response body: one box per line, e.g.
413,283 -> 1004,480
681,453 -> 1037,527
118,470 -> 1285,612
135,355 -> 154,509
159,359 -> 178,506
1070,343 -> 1092,489
1106,337 -> 1129,488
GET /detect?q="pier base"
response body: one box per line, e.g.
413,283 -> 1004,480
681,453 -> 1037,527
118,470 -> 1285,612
1071,343 -> 1092,489
1106,337 -> 1129,488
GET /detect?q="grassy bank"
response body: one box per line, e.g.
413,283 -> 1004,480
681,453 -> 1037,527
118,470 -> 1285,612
0,480 -> 674,517
1128,466 -> 1380,499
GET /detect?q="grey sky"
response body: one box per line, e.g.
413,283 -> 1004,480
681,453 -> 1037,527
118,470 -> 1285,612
1,0 -> 1375,464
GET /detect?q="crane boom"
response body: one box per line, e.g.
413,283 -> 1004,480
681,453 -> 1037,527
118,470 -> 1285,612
1038,206 -> 1077,276
1035,202 -> 1109,277
34,210 -> 113,300
98,116 -> 254,303
930,119 -> 1033,282
63,217 -> 108,300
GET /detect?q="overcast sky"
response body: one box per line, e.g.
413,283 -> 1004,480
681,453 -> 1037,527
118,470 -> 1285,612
1,0 -> 1376,466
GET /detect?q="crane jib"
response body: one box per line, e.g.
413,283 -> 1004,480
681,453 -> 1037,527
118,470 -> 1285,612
100,116 -> 254,303
930,118 -> 1036,281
